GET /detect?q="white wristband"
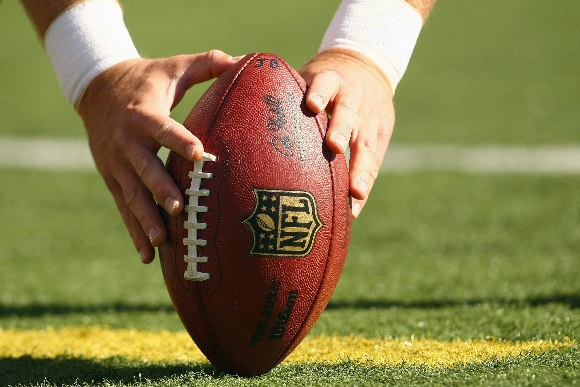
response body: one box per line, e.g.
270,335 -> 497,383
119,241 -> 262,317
319,0 -> 423,92
44,0 -> 140,108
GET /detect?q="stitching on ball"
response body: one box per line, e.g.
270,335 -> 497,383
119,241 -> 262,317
183,152 -> 216,281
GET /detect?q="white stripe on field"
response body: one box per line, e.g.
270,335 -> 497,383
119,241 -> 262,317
0,137 -> 95,170
382,145 -> 580,174
1,137 -> 580,174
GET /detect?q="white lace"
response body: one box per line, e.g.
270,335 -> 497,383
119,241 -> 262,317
183,152 -> 216,281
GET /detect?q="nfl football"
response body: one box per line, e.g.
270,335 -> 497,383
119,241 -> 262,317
159,53 -> 351,376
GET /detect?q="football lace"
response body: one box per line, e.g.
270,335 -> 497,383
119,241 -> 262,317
183,152 -> 216,281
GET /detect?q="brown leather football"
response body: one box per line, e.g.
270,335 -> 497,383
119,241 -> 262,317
159,53 -> 351,376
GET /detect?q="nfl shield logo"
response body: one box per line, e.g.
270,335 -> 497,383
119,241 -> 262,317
242,188 -> 323,257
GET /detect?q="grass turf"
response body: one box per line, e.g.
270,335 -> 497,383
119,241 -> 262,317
1,0 -> 580,384
2,348 -> 579,386
0,169 -> 579,385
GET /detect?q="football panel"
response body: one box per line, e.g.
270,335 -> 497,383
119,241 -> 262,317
161,53 -> 350,376
190,54 -> 335,374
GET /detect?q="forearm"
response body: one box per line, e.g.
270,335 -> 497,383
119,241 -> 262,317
22,0 -> 117,38
22,0 -> 137,108
320,0 -> 434,92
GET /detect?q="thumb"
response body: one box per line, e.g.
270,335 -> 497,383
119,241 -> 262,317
173,50 -> 244,107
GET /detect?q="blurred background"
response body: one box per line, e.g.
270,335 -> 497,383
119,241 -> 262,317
1,0 -> 579,144
0,0 -> 579,340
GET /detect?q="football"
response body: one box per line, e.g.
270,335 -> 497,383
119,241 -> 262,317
159,53 -> 351,376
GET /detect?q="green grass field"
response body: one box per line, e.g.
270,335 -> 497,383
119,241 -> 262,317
1,170 -> 579,385
1,0 -> 580,385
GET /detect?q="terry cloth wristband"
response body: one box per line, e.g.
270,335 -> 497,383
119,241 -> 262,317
44,0 -> 140,109
319,0 -> 423,92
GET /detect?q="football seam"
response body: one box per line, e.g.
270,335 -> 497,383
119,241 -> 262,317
201,138 -> 230,297
183,153 -> 216,282
267,56 -> 336,370
204,53 -> 261,145
192,53 -> 260,372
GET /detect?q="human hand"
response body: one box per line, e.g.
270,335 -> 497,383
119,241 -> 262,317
77,50 -> 240,263
299,48 -> 395,219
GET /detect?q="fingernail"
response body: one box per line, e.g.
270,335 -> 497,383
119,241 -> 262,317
352,202 -> 361,218
231,55 -> 245,61
165,197 -> 179,215
148,227 -> 160,243
186,144 -> 196,160
356,178 -> 368,197
311,94 -> 324,111
139,249 -> 148,263
334,133 -> 348,152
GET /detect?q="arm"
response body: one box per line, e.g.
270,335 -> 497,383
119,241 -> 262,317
21,0 -> 80,37
300,0 -> 436,218
21,0 -> 240,263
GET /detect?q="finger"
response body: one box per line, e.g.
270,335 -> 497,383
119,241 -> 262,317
325,92 -> 361,154
142,113 -> 205,161
115,166 -> 168,250
348,121 -> 389,218
147,51 -> 242,160
304,70 -> 340,113
174,50 -> 243,103
129,145 -> 184,217
351,198 -> 367,220
106,177 -> 156,263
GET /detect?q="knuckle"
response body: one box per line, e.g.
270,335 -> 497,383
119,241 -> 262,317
134,154 -> 156,182
149,179 -> 171,202
336,101 -> 358,119
356,162 -> 379,185
357,140 -> 379,169
332,106 -> 358,135
205,49 -> 224,62
123,185 -> 140,210
126,101 -> 147,122
368,164 -> 380,182
376,126 -> 391,155
122,185 -> 158,230
360,146 -> 381,182
359,135 -> 377,154
112,126 -> 129,151
376,124 -> 388,140
153,120 -> 173,144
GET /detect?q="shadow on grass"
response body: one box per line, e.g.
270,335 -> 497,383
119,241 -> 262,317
326,293 -> 580,310
0,356 -> 219,386
1,293 -> 578,320
0,302 -> 175,318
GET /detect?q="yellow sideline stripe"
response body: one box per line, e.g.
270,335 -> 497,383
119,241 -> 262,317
0,327 -> 574,368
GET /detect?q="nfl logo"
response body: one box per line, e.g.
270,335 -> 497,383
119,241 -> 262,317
242,188 -> 323,257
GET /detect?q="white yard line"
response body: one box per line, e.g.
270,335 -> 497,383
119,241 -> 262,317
1,137 -> 580,174
382,145 -> 580,174
0,137 -> 95,170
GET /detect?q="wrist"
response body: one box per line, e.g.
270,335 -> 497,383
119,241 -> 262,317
44,0 -> 140,109
309,48 -> 396,97
319,0 -> 423,93
77,58 -> 142,119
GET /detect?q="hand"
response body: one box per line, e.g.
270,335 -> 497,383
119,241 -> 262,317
299,48 -> 395,219
77,50 -> 240,263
